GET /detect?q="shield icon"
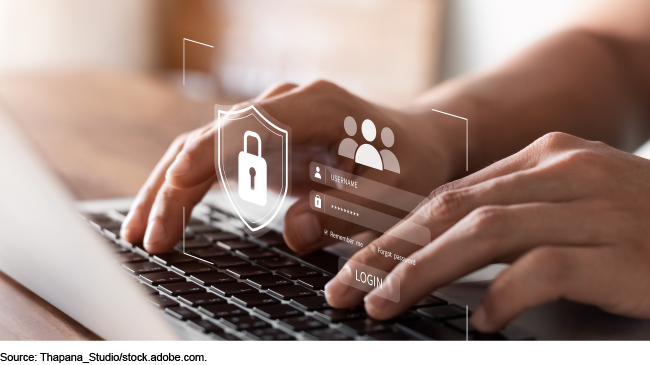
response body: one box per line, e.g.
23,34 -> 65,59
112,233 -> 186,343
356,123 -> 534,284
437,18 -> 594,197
215,104 -> 291,236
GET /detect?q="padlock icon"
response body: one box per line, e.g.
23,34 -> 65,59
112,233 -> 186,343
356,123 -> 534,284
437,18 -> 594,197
238,131 -> 267,206
315,195 -> 321,208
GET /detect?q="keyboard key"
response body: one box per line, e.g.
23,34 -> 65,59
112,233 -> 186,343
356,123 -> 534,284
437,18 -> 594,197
417,305 -> 466,321
297,276 -> 332,290
245,275 -> 293,289
187,318 -> 224,334
277,316 -> 327,332
412,295 -> 448,308
139,284 -> 160,295
244,327 -> 295,341
217,240 -> 258,251
231,293 -> 279,307
116,252 -> 148,263
210,282 -> 257,297
175,239 -> 212,249
253,304 -> 303,319
395,318 -> 465,341
205,256 -> 249,268
123,262 -> 166,275
114,245 -> 132,254
103,227 -> 121,239
139,271 -> 186,286
170,262 -> 218,276
189,272 -> 236,286
499,326 -> 535,341
313,308 -> 364,323
289,296 -> 332,311
220,316 -> 270,331
277,266 -> 322,280
257,257 -> 300,269
267,286 -> 317,300
147,295 -> 179,309
187,247 -> 229,259
340,318 -> 393,335
212,332 -> 242,341
203,232 -> 241,243
199,303 -> 247,318
85,213 -> 115,225
304,328 -> 352,341
152,252 -> 197,265
226,265 -> 271,279
165,306 -> 200,320
256,232 -> 286,246
177,292 -> 226,307
190,224 -> 222,234
236,248 -> 277,260
188,216 -> 207,225
445,317 -> 475,334
158,281 -> 205,296
289,250 -> 340,276
367,331 -> 413,341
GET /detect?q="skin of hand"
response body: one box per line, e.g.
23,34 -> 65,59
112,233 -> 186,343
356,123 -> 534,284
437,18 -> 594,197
326,132 -> 650,332
120,80 -> 466,254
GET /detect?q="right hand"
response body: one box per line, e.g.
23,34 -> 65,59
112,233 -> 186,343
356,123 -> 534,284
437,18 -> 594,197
120,80 -> 463,254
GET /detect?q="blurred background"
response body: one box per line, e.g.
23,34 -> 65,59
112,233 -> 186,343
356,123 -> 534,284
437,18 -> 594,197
5,0 -> 638,201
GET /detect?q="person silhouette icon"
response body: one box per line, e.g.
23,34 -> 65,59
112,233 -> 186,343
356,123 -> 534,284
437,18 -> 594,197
380,127 -> 400,173
338,116 -> 358,159
354,119 -> 383,170
314,166 -> 322,179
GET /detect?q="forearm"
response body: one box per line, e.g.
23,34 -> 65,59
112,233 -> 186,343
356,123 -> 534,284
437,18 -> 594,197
409,28 -> 650,177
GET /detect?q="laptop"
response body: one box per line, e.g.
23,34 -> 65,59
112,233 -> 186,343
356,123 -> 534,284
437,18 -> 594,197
1,102 -> 650,341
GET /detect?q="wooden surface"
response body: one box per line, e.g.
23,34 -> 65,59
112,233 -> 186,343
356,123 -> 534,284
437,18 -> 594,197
0,70 -> 217,340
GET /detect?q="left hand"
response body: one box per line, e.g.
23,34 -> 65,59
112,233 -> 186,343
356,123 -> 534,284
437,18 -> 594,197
325,132 -> 650,332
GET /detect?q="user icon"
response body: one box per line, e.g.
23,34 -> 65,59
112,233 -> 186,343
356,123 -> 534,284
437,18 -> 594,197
314,166 -> 322,179
380,127 -> 400,173
354,119 -> 383,170
338,116 -> 358,159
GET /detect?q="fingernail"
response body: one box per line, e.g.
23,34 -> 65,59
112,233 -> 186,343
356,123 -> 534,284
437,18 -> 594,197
471,305 -> 489,331
168,154 -> 191,177
364,293 -> 389,313
120,213 -> 132,237
292,212 -> 321,245
325,266 -> 351,300
144,218 -> 167,250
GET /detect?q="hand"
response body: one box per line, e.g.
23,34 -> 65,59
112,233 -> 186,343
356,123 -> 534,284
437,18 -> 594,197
120,80 -> 463,253
325,132 -> 650,332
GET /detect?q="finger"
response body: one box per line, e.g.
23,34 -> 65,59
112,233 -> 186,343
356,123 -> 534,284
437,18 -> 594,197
429,132 -> 584,198
143,177 -> 215,253
471,246 -> 597,332
324,220 -> 430,308
121,133 -> 188,243
424,164 -> 586,230
362,201 -> 610,319
165,123 -> 217,189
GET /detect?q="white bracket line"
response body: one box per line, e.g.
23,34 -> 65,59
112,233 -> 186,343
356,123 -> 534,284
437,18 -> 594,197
466,305 -> 469,341
182,38 -> 214,86
431,109 -> 468,171
182,206 -> 212,264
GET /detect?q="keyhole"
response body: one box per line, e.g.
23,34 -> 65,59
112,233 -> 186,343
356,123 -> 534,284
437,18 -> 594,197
249,167 -> 256,190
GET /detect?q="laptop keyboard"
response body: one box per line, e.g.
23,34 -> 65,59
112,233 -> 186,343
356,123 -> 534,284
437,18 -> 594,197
80,202 -> 534,341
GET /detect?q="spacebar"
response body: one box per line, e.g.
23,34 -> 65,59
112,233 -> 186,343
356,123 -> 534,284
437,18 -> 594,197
274,246 -> 339,276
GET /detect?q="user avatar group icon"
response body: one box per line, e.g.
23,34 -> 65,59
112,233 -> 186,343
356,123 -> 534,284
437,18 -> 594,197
338,116 -> 400,173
